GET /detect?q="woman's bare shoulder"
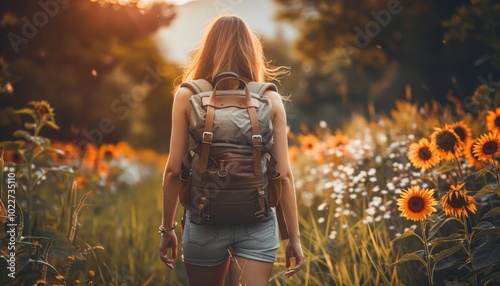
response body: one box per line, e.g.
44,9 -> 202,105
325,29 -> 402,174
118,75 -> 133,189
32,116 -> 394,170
175,86 -> 196,101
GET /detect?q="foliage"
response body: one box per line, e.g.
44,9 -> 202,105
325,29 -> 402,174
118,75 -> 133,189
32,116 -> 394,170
443,0 -> 500,70
0,1 -> 181,151
0,99 -> 168,285
272,0 -> 498,132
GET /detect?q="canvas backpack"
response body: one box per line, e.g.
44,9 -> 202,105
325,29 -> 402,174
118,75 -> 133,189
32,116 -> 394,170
179,71 -> 279,225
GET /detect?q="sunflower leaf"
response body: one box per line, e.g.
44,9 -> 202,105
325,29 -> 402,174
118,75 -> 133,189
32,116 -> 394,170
472,238 -> 500,270
24,123 -> 36,130
45,166 -> 74,174
428,216 -> 462,239
432,244 -> 463,263
29,136 -> 51,147
45,120 -> 60,130
475,185 -> 498,196
429,233 -> 463,247
482,207 -> 500,219
40,147 -> 65,156
392,228 -> 418,242
14,107 -> 34,116
473,221 -> 495,230
389,252 -> 426,268
436,161 -> 456,173
472,227 -> 500,243
13,130 -> 31,140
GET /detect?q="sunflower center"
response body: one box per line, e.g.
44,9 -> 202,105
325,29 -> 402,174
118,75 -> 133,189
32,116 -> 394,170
408,197 -> 425,212
37,106 -> 49,117
447,193 -> 466,208
482,141 -> 498,155
418,147 -> 432,160
495,116 -> 500,128
453,127 -> 466,143
436,131 -> 457,152
104,150 -> 114,160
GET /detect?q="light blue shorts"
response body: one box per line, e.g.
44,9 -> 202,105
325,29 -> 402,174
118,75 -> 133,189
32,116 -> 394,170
181,209 -> 280,267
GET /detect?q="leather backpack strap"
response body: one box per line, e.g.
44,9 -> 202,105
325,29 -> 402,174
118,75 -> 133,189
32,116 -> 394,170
247,82 -> 278,96
199,104 -> 215,174
180,79 -> 213,174
181,79 -> 213,94
248,106 -> 262,175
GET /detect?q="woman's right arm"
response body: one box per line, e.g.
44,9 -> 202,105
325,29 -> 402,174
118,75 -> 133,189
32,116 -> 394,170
159,86 -> 192,270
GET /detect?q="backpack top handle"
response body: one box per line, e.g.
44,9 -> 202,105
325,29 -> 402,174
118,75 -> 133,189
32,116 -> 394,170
212,71 -> 240,86
209,76 -> 252,108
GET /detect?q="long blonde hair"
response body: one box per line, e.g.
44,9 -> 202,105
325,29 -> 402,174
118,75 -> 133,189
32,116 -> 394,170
177,15 -> 288,89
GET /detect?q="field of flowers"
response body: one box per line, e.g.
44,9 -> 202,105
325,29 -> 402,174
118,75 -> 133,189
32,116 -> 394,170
1,84 -> 499,285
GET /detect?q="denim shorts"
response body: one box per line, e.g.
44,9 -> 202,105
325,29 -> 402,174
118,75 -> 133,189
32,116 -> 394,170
181,209 -> 280,267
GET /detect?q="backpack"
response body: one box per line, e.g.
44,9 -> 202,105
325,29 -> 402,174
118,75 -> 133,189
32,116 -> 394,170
179,71 -> 279,226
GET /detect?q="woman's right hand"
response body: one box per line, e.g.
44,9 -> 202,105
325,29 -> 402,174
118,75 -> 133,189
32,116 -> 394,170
159,232 -> 178,270
284,238 -> 304,278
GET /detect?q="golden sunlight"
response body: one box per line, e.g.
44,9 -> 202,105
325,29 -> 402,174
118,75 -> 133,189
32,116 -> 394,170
90,0 -> 194,7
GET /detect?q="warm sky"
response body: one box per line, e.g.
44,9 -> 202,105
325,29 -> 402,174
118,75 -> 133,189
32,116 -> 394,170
155,0 -> 296,64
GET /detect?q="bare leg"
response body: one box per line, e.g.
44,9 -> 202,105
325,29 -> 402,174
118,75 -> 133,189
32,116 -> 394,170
229,256 -> 274,286
185,258 -> 230,286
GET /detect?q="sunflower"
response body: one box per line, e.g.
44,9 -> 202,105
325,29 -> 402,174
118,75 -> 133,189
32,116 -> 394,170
441,183 -> 477,218
446,122 -> 472,146
299,134 -> 320,153
464,139 -> 484,169
486,108 -> 500,134
472,132 -> 500,162
3,149 -> 22,164
298,134 -> 324,161
408,138 -> 441,170
98,144 -> 118,161
397,186 -> 438,221
327,131 -> 350,149
430,127 -> 464,161
26,100 -> 60,130
115,141 -> 135,160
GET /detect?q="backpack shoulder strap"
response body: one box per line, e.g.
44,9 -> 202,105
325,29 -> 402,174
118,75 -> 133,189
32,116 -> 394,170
181,79 -> 213,94
247,82 -> 278,96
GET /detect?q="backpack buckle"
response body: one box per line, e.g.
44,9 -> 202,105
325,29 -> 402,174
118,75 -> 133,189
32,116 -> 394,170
202,132 -> 213,144
252,135 -> 262,146
255,210 -> 265,218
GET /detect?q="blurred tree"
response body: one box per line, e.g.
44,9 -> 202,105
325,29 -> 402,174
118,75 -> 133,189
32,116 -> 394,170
272,0 -> 496,125
273,0 -> 403,110
443,0 -> 500,70
0,0 -> 180,152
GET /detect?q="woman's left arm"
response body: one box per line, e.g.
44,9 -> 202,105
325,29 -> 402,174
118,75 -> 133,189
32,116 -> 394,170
266,90 -> 304,277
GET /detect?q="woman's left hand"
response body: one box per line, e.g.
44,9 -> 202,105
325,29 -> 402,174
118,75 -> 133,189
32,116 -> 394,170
284,238 -> 304,278
159,232 -> 178,270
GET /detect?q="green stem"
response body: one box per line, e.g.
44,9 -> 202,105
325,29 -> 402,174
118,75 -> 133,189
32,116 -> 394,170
493,158 -> 500,188
26,121 -> 42,235
421,220 -> 434,286
463,216 -> 477,286
455,156 -> 463,180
